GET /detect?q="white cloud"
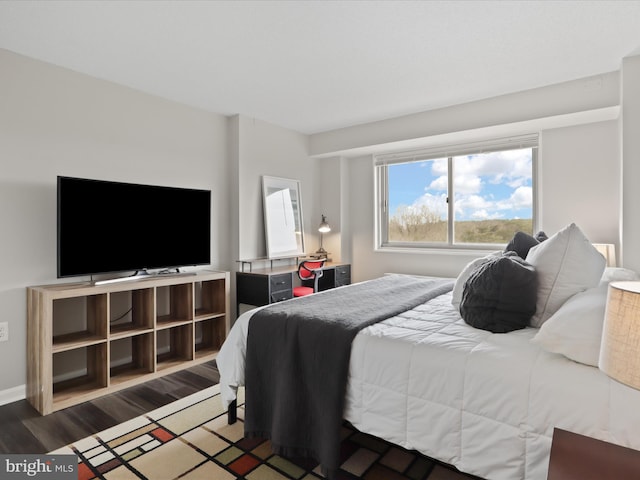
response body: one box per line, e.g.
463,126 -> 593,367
455,150 -> 532,182
456,194 -> 491,211
425,149 -> 532,197
399,192 -> 448,218
496,186 -> 532,210
430,158 -> 448,175
396,149 -> 534,221
428,175 -> 448,191
453,174 -> 482,194
469,209 -> 505,220
449,187 -> 532,220
469,209 -> 488,219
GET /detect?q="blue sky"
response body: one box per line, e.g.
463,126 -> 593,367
388,149 -> 533,222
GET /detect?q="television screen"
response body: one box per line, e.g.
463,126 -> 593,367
57,176 -> 211,278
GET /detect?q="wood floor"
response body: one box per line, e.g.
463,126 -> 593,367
0,361 -> 220,454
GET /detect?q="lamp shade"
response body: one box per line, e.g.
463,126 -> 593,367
318,214 -> 331,233
599,281 -> 640,390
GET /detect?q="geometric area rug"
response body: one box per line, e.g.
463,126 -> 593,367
50,385 -> 481,479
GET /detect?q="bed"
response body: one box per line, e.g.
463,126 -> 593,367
217,224 -> 640,480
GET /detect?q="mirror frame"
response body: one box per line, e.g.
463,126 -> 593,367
262,176 -> 306,258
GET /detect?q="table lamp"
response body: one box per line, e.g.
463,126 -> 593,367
315,214 -> 331,256
593,243 -> 617,267
599,281 -> 640,390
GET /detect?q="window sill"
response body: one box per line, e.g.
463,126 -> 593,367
375,245 -> 503,256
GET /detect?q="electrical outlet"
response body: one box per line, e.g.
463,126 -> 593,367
0,322 -> 8,342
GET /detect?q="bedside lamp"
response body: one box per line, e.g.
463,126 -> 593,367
315,214 -> 331,256
593,243 -> 617,267
599,281 -> 640,390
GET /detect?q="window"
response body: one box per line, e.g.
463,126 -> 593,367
375,135 -> 538,249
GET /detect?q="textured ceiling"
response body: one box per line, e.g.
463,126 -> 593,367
1,1 -> 640,134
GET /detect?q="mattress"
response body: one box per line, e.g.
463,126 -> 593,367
217,283 -> 640,480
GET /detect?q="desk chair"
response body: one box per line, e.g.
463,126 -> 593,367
293,260 -> 325,297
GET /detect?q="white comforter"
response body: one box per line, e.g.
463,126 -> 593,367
217,285 -> 640,480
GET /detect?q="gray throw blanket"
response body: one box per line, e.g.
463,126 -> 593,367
244,275 -> 454,478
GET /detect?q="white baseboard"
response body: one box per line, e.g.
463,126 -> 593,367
0,384 -> 26,407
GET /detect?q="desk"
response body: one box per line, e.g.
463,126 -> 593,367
236,262 -> 350,314
547,428 -> 640,479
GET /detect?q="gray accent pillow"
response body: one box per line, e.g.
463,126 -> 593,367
535,231 -> 549,242
460,252 -> 537,333
505,231 -> 539,259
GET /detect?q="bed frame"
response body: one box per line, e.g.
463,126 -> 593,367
228,399 -> 237,424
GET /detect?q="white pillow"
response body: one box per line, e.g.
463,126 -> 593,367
525,223 -> 605,327
451,251 -> 501,311
600,266 -> 640,283
531,268 -> 639,366
531,283 -> 608,366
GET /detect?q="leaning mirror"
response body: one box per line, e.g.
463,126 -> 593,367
262,176 -> 305,258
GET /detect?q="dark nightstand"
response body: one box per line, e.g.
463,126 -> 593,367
547,428 -> 640,479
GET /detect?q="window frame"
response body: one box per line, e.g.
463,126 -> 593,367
375,134 -> 539,251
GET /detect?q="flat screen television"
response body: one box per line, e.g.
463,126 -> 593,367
57,176 -> 211,278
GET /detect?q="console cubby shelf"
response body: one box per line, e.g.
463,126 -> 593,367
27,270 -> 230,415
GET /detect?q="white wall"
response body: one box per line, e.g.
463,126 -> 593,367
310,72 -> 620,158
313,157 -> 344,261
539,120 -> 620,248
229,115 -> 319,318
231,115 -> 316,263
0,50 -> 231,396
621,55 -> 640,272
